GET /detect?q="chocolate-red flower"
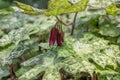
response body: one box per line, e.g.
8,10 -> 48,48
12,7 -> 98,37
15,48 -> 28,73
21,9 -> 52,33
57,30 -> 64,46
49,27 -> 64,46
49,27 -> 58,46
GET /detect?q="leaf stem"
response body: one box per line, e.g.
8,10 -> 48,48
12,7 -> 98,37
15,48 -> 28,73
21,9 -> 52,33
71,12 -> 78,35
56,16 -> 72,26
9,64 -> 16,79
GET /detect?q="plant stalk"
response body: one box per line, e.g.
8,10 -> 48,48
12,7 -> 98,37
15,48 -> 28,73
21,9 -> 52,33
71,12 -> 78,35
56,16 -> 72,26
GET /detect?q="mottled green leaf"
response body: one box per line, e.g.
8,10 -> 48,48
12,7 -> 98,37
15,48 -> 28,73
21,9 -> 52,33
14,33 -> 120,80
0,28 -> 30,47
99,25 -> 120,37
59,33 -> 120,75
18,65 -> 45,80
8,44 -> 28,60
39,43 -> 50,49
18,50 -> 57,79
14,1 -> 44,15
0,7 -> 14,15
105,3 -> 120,16
0,35 -> 12,47
0,65 -> 10,79
21,51 -> 56,66
0,44 -> 16,65
43,65 -> 61,80
15,67 -> 32,77
0,44 -> 28,65
44,0 -> 89,16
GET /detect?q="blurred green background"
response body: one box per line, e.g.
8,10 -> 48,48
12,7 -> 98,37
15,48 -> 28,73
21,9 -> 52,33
0,0 -> 49,9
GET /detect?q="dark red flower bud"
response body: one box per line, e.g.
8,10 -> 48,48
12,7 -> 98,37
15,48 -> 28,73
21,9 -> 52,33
49,27 -> 64,46
57,30 -> 64,46
49,27 -> 59,46
57,31 -> 62,46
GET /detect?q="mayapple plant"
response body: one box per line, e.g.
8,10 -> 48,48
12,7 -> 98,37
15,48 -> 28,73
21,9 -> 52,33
14,0 -> 120,46
0,0 -> 120,80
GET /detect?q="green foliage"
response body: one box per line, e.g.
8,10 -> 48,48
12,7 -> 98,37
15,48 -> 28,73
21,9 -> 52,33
0,13 -> 55,65
0,0 -> 120,80
14,0 -> 89,16
15,32 -> 120,80
0,7 -> 14,15
44,0 -> 89,16
14,1 -> 44,15
99,25 -> 120,37
105,3 -> 120,16
0,65 -> 10,79
0,0 -> 12,9
117,37 -> 120,43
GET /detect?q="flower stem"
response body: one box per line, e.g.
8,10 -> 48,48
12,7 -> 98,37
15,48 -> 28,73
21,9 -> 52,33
56,16 -> 72,26
71,12 -> 78,35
